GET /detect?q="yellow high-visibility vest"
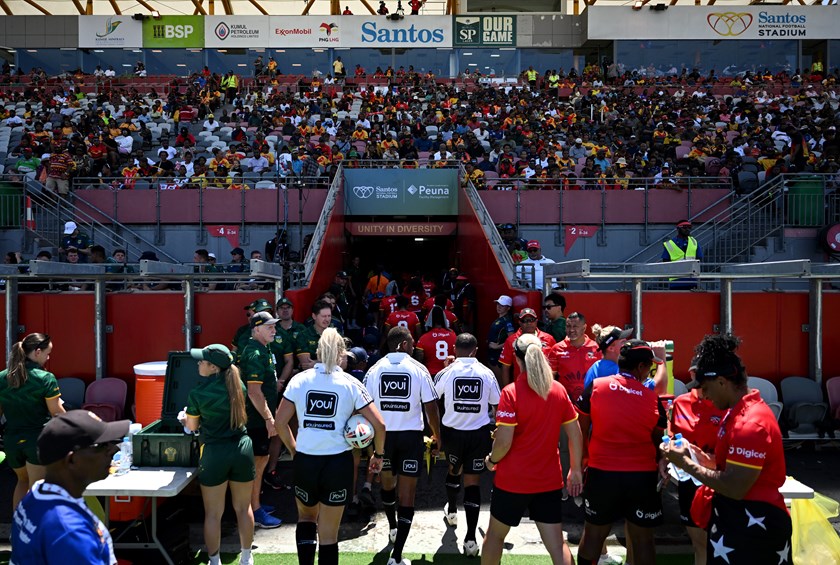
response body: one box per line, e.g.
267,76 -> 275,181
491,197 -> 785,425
664,237 -> 698,261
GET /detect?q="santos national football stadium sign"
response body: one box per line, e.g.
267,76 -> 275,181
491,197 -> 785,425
587,6 -> 837,40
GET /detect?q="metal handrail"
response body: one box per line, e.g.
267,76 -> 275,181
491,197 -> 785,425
18,179 -> 179,263
460,166 -> 523,287
300,164 -> 343,287
622,177 -> 783,264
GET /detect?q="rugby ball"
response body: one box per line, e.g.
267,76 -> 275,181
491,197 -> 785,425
344,414 -> 374,449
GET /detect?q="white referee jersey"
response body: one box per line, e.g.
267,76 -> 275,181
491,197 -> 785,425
434,357 -> 501,430
283,363 -> 373,455
364,352 -> 437,432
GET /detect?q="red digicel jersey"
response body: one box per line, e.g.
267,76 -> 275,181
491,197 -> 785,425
379,296 -> 398,316
422,296 -> 454,313
548,337 -> 602,403
384,310 -> 421,335
498,329 -> 557,381
494,378 -> 578,493
714,390 -> 787,512
403,290 -> 427,314
578,374 -> 666,472
416,328 -> 457,376
670,389 -> 726,454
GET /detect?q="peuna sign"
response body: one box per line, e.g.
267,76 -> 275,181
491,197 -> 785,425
344,169 -> 458,217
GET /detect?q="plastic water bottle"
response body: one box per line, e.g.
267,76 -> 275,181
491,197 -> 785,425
115,436 -> 132,475
673,433 -> 702,485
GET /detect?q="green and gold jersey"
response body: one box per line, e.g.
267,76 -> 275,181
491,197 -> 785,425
0,361 -> 60,435
185,373 -> 247,444
237,338 -> 278,429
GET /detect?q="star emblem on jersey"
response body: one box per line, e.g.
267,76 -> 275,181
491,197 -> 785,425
745,508 -> 767,530
710,535 -> 734,563
776,541 -> 790,564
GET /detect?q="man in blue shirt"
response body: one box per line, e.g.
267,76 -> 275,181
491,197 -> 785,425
12,411 -> 130,565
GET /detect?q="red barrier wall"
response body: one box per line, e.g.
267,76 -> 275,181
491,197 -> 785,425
2,290 -> 838,388
75,189 -> 329,225
73,189 -> 728,226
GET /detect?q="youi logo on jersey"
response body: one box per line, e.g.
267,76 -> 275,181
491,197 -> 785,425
380,374 -> 411,398
454,378 -> 482,401
305,391 -> 338,417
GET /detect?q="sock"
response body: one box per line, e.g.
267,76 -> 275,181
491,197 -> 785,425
463,485 -> 481,542
363,481 -> 372,490
239,548 -> 252,563
391,505 -> 414,561
295,521 -> 317,565
319,543 -> 338,565
381,487 -> 397,529
209,553 -> 221,565
445,473 -> 461,514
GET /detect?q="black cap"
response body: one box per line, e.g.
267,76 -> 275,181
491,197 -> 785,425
336,271 -> 348,278
231,247 -> 244,255
597,327 -> 635,351
276,297 -> 294,308
38,411 -> 130,466
619,339 -> 664,365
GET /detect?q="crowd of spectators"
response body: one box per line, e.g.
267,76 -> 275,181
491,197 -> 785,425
2,61 -> 840,196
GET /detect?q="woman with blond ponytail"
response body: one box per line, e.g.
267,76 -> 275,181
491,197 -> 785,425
0,333 -> 65,511
276,328 -> 386,565
482,333 -> 583,564
182,344 -> 254,565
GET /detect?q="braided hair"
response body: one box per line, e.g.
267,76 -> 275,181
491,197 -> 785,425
693,333 -> 747,386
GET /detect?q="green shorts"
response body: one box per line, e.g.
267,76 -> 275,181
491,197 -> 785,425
5,431 -> 41,469
198,435 -> 255,487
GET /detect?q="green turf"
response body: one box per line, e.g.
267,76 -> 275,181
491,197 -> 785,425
184,552 -> 694,564
0,551 -> 694,564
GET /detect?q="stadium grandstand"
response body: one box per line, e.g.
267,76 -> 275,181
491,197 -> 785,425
1,2 -> 839,562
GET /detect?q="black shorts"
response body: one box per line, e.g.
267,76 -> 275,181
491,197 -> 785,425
441,425 -> 492,474
293,451 -> 354,507
382,430 -> 424,478
490,486 -> 565,527
677,479 -> 701,527
707,495 -> 791,565
246,425 -> 270,457
583,467 -> 663,527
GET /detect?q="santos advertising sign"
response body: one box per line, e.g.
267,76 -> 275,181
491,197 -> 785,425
340,15 -> 452,48
344,169 -> 458,217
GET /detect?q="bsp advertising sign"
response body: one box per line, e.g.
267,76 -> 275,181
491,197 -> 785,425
454,15 -> 516,47
587,6 -> 839,40
340,15 -> 452,48
205,16 -> 269,48
268,16 -> 342,48
344,169 -> 458,217
79,16 -> 143,48
143,16 -> 204,48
